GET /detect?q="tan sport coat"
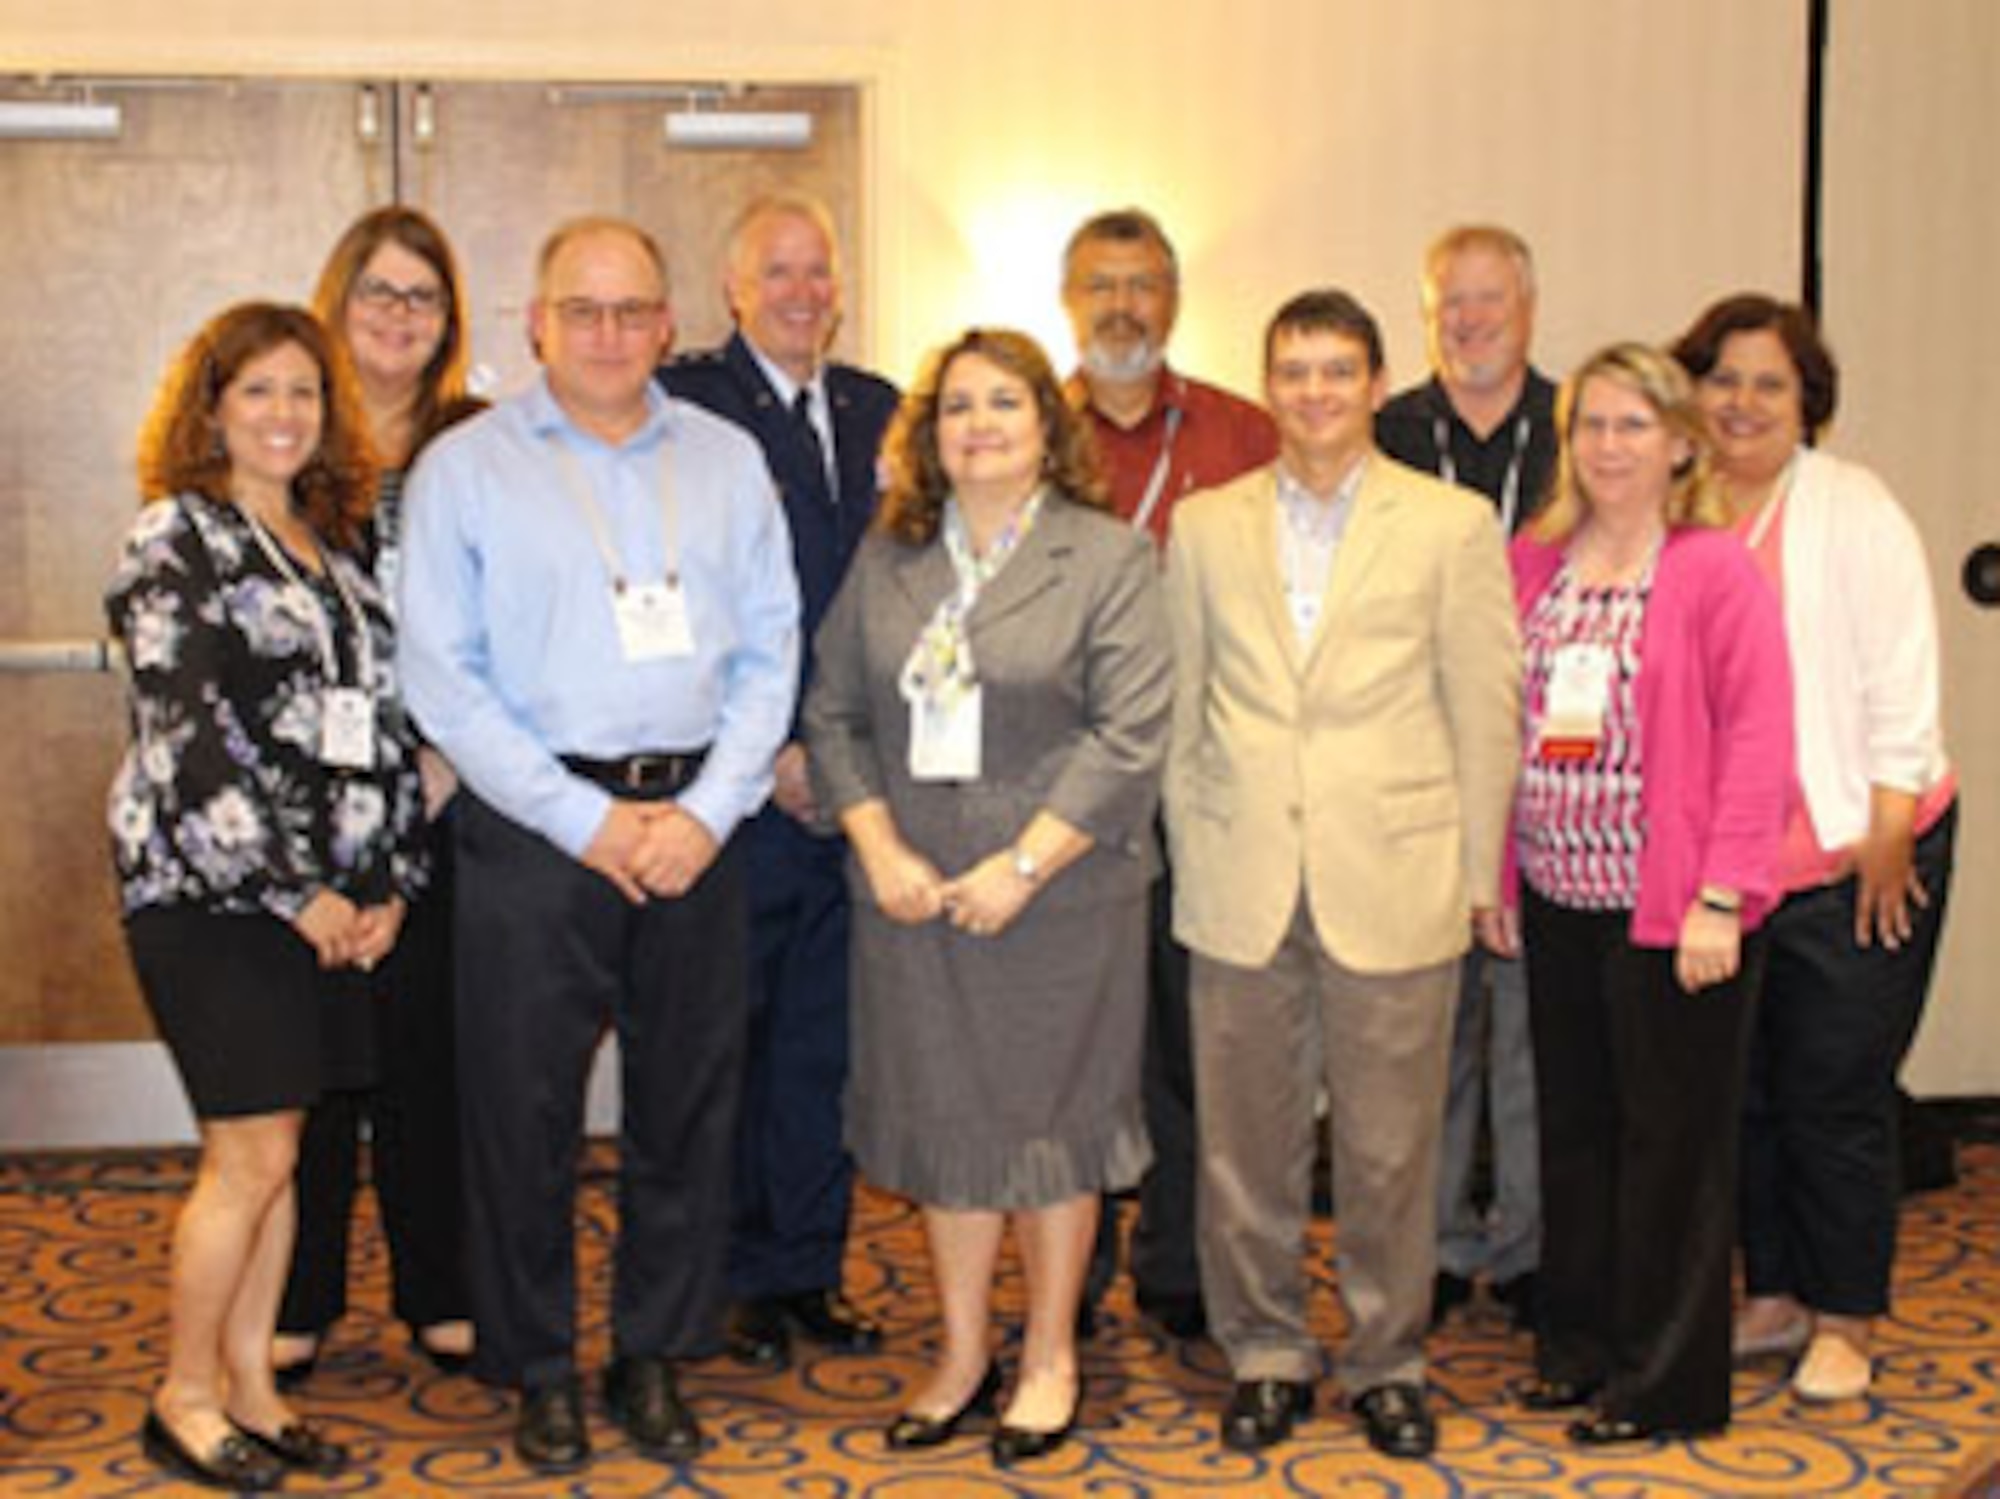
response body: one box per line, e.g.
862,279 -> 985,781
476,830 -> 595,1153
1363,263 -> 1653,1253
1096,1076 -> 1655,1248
1163,456 -> 1521,975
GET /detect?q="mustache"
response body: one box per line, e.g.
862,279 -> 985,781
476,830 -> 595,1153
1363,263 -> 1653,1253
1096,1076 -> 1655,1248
1093,313 -> 1150,341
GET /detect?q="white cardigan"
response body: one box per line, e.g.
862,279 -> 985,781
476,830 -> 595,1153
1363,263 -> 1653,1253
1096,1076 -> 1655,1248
1772,447 -> 1950,850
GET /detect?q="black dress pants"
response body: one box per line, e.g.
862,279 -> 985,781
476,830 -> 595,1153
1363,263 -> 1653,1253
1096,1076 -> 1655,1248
1086,848 -> 1202,1314
1739,803 -> 1957,1316
454,791 -> 748,1392
1523,888 -> 1764,1432
281,815 -> 467,1337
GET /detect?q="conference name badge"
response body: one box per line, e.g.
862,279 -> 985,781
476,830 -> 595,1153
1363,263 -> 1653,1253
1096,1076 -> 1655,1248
910,686 -> 982,781
1538,642 -> 1613,762
613,580 -> 696,662
320,687 -> 377,770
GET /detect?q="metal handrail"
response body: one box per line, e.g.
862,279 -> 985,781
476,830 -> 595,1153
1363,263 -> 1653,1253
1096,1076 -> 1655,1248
0,639 -> 124,674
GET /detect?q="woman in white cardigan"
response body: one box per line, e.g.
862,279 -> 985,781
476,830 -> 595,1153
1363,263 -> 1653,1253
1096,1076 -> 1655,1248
1672,295 -> 1958,1405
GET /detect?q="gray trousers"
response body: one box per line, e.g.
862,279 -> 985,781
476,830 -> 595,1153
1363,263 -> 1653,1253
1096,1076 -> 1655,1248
1192,901 -> 1456,1392
1436,947 -> 1541,1282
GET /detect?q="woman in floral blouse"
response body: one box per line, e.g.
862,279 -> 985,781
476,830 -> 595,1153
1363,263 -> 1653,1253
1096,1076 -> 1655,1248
108,301 -> 425,1492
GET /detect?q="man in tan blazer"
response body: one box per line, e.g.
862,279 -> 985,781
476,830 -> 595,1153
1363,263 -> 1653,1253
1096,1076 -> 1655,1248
1163,289 -> 1520,1460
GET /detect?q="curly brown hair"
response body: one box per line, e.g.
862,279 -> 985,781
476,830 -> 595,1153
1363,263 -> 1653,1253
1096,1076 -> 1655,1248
877,327 -> 1108,546
137,302 -> 376,551
313,205 -> 481,461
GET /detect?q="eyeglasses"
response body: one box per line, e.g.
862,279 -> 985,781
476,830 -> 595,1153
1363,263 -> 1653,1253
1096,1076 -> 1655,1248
551,298 -> 668,333
353,274 -> 447,318
1072,273 -> 1169,303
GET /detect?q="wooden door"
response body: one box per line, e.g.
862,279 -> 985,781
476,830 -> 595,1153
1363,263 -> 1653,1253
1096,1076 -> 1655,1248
0,80 -> 385,1046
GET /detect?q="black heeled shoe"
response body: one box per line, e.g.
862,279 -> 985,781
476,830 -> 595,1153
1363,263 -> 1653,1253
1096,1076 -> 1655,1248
885,1362 -> 1003,1450
140,1411 -> 284,1492
991,1377 -> 1082,1468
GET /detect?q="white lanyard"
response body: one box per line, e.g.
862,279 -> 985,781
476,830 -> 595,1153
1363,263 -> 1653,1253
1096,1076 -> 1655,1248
1130,401 -> 1185,535
550,437 -> 681,591
1436,411 -> 1532,535
241,509 -> 371,687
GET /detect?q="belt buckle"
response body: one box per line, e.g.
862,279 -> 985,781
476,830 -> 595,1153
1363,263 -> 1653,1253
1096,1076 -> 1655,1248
624,754 -> 671,790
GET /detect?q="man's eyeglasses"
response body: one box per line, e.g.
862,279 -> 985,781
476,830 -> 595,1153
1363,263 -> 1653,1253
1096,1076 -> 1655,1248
551,298 -> 668,333
353,274 -> 447,318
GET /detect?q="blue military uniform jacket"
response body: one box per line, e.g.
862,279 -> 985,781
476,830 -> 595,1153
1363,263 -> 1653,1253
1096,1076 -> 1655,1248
660,333 -> 899,727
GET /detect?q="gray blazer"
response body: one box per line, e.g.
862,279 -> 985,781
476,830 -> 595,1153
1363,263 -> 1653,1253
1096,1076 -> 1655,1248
804,496 -> 1170,911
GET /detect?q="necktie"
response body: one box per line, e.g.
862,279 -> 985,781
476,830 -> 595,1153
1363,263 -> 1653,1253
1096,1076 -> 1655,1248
793,387 -> 831,499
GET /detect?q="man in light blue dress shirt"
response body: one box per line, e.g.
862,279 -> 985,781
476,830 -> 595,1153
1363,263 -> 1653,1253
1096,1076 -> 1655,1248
399,217 -> 799,1474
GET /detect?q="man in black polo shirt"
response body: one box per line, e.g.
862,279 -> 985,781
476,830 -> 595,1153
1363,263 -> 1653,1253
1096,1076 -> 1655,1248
1376,224 -> 1555,1335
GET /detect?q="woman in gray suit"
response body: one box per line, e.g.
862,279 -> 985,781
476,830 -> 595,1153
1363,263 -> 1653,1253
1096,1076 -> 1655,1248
806,328 -> 1170,1469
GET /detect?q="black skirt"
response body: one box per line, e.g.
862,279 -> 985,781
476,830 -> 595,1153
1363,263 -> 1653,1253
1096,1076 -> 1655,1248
125,906 -> 364,1119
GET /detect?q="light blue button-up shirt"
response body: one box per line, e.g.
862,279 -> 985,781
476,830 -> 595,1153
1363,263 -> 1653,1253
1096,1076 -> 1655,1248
398,374 -> 800,858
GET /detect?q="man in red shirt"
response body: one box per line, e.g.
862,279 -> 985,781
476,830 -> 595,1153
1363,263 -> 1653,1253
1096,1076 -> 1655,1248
1062,208 -> 1277,1342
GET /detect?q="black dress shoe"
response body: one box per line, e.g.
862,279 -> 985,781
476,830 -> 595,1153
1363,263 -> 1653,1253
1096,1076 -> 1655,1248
234,1417 -> 350,1476
605,1356 -> 703,1460
1220,1378 -> 1314,1452
1430,1271 -> 1474,1329
885,1362 -> 1003,1450
780,1289 -> 884,1353
141,1411 -> 284,1492
1136,1290 -> 1209,1341
1352,1381 -> 1438,1460
515,1381 -> 590,1474
991,1378 -> 1082,1469
728,1298 -> 792,1370
1515,1375 -> 1601,1411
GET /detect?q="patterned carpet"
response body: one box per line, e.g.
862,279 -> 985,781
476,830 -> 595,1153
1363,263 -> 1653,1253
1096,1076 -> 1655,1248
2,1143 -> 1996,1497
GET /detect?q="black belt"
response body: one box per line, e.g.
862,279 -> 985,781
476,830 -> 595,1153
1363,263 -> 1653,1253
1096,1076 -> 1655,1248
560,748 -> 708,796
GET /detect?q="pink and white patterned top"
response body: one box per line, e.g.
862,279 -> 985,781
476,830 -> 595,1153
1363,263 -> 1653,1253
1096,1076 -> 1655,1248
1517,558 -> 1653,910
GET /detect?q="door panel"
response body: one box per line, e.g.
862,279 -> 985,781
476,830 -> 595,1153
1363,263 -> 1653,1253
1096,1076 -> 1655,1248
0,81 -> 381,1043
401,82 -> 865,399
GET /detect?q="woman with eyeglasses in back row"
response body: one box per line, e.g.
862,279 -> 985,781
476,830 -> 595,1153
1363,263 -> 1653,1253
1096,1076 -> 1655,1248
271,207 -> 488,1391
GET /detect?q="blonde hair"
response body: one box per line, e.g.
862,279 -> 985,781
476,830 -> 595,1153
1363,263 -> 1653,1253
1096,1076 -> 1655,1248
1532,342 -> 1727,543
1421,224 -> 1536,310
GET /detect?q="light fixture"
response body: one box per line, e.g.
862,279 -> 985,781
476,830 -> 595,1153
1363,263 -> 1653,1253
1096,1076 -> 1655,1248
663,109 -> 812,151
0,97 -> 122,140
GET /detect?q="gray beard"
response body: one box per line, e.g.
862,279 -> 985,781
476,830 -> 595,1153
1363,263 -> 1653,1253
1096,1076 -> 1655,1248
1081,337 -> 1164,384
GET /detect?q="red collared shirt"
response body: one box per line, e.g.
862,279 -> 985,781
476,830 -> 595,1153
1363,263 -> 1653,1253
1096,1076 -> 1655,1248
1069,368 -> 1278,547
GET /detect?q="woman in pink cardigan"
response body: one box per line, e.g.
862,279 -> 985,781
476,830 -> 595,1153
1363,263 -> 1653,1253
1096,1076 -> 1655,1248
1496,343 -> 1792,1444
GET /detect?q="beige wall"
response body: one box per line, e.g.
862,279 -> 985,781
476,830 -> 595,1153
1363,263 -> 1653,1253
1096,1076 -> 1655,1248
1,0 -> 1803,394
1824,0 -> 1997,1095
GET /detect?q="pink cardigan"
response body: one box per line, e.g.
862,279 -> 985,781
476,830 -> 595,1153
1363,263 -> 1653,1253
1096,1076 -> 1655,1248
1510,527 -> 1794,946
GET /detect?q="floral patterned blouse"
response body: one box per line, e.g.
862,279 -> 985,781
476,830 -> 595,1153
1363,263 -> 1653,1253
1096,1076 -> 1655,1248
105,492 -> 426,922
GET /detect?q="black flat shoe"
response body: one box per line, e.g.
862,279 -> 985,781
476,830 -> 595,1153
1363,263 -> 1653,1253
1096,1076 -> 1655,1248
1220,1378 -> 1314,1453
141,1411 -> 284,1492
991,1378 -> 1082,1469
234,1417 -> 350,1476
1515,1375 -> 1601,1411
413,1327 -> 475,1376
885,1362 -> 1003,1451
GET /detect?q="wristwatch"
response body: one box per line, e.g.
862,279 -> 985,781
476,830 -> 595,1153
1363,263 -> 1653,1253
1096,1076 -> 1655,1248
1010,845 -> 1042,885
1697,885 -> 1742,914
